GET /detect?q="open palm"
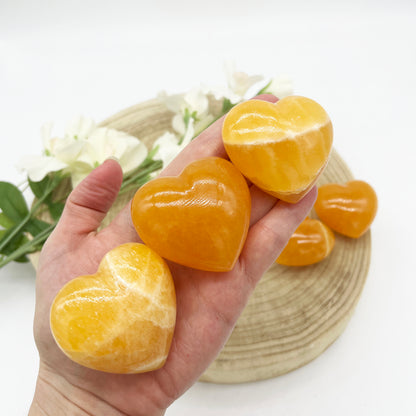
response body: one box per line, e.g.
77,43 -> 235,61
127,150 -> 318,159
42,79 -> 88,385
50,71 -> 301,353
31,96 -> 316,416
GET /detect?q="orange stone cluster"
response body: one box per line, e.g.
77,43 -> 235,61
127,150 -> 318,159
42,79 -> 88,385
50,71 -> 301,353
276,180 -> 378,266
50,95 -> 376,374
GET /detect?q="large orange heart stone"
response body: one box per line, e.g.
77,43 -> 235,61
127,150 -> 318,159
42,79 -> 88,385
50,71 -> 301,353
222,96 -> 333,203
131,157 -> 251,272
314,180 -> 378,238
50,243 -> 176,374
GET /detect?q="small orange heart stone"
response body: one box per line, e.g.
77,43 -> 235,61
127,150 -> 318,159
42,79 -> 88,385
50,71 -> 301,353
50,243 -> 176,374
276,218 -> 335,266
314,180 -> 378,238
131,157 -> 251,272
222,96 -> 333,203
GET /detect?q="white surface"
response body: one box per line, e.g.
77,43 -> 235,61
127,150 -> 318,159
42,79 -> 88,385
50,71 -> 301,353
1,1 -> 415,414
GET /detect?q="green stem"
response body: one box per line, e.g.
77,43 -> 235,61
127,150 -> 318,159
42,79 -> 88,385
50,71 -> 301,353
256,80 -> 272,95
0,214 -> 30,252
0,222 -> 56,268
0,180 -> 60,253
120,159 -> 163,193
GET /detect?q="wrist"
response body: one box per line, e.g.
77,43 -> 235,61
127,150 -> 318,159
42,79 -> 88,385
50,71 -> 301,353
29,363 -> 125,416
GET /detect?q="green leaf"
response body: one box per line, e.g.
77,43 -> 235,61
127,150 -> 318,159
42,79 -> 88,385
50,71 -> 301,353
29,176 -> 51,199
25,218 -> 51,237
14,254 -> 30,263
46,201 -> 65,221
0,212 -> 15,229
29,173 -> 68,222
221,98 -> 234,114
0,182 -> 29,223
0,226 -> 29,256
29,173 -> 65,200
0,222 -> 55,268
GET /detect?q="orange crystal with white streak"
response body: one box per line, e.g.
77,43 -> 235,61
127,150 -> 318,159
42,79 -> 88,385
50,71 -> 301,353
50,243 -> 176,374
222,96 -> 333,203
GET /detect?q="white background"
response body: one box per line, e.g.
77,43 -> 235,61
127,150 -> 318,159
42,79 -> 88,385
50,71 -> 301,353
1,0 -> 415,414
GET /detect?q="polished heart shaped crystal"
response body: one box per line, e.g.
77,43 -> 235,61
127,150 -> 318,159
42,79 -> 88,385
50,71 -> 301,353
222,96 -> 333,203
131,157 -> 251,272
276,218 -> 335,266
314,180 -> 378,238
50,243 -> 176,374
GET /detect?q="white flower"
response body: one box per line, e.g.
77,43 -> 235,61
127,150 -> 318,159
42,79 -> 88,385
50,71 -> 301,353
184,87 -> 210,115
64,117 -> 96,141
17,116 -> 148,187
171,111 -> 214,139
209,61 -> 265,104
152,118 -> 195,168
224,61 -> 264,98
70,126 -> 148,187
265,75 -> 294,98
158,86 -> 214,138
159,87 -> 209,116
16,154 -> 67,183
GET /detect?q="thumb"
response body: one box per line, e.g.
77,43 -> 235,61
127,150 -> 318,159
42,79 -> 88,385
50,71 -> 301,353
56,159 -> 123,236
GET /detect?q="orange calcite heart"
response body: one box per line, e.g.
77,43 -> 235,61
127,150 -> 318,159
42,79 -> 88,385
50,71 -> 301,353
276,218 -> 335,266
314,180 -> 378,238
131,157 -> 251,272
50,243 -> 176,374
222,96 -> 333,203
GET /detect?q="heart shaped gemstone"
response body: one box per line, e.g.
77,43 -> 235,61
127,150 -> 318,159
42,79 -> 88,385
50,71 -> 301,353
50,243 -> 176,374
222,96 -> 333,203
314,180 -> 378,238
131,157 -> 251,272
276,218 -> 335,266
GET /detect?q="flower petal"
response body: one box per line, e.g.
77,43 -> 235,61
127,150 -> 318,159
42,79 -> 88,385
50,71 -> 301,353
69,162 -> 95,188
16,155 -> 67,182
77,127 -> 148,174
224,60 -> 264,98
40,122 -> 54,153
158,91 -> 184,113
152,132 -> 182,168
53,138 -> 86,164
172,114 -> 186,135
266,75 -> 294,98
116,139 -> 148,174
184,87 -> 209,115
64,116 -> 96,141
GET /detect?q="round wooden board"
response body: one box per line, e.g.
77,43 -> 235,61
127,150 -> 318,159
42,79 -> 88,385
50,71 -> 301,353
34,98 -> 371,384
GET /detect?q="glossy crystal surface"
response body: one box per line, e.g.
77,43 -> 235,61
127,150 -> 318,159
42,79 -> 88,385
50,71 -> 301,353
276,218 -> 335,266
222,96 -> 333,203
50,243 -> 176,374
314,180 -> 378,238
131,157 -> 251,272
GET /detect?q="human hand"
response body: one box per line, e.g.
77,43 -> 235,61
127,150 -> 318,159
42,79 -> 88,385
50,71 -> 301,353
30,95 -> 317,416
